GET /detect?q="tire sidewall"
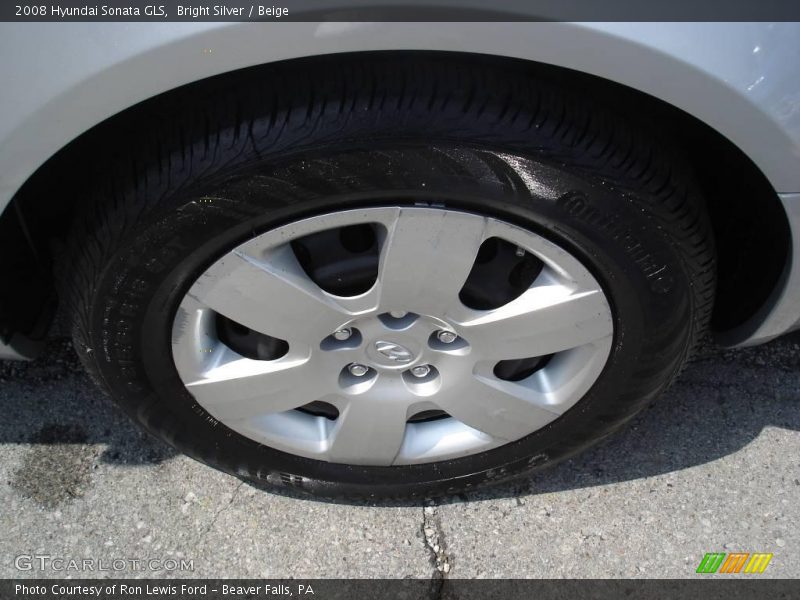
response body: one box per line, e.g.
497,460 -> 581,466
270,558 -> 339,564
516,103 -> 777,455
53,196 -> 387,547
81,145 -> 695,498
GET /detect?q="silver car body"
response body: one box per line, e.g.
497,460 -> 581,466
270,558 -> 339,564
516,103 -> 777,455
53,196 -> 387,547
0,21 -> 799,358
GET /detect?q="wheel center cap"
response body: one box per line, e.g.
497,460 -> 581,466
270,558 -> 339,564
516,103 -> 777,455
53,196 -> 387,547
373,340 -> 415,363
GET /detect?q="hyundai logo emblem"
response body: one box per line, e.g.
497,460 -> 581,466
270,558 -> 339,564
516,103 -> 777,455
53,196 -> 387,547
374,341 -> 414,363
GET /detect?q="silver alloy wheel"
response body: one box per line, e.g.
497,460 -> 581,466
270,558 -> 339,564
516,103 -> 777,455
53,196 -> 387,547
171,207 -> 614,466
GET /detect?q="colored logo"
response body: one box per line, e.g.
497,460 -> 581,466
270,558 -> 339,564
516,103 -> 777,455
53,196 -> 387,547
696,552 -> 773,574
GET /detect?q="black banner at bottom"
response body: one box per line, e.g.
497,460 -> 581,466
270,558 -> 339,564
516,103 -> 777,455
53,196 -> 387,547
2,579 -> 799,600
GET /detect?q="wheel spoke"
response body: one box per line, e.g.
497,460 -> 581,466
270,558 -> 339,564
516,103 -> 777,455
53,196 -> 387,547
376,208 -> 486,316
326,392 -> 410,466
185,353 -> 327,421
434,374 -> 559,441
458,285 -> 612,360
188,245 -> 362,341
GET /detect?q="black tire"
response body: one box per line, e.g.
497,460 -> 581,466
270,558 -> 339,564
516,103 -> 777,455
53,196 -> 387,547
63,55 -> 715,500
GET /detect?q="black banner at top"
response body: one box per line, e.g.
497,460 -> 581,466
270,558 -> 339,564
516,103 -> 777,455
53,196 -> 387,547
3,0 -> 800,22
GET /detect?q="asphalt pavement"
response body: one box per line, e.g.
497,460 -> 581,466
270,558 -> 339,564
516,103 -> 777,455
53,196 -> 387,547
0,333 -> 798,579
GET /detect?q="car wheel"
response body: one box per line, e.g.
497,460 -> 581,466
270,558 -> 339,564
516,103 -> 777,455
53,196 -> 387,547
63,56 -> 714,499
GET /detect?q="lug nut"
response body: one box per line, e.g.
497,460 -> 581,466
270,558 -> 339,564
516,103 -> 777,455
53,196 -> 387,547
515,246 -> 526,257
333,328 -> 352,341
389,311 -> 407,319
436,330 -> 458,344
348,363 -> 369,377
410,364 -> 431,378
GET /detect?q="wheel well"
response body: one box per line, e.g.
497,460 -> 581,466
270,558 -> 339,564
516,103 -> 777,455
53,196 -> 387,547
0,50 -> 790,345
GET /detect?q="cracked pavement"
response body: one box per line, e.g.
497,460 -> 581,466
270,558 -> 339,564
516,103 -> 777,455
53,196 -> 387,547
0,333 -> 798,578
